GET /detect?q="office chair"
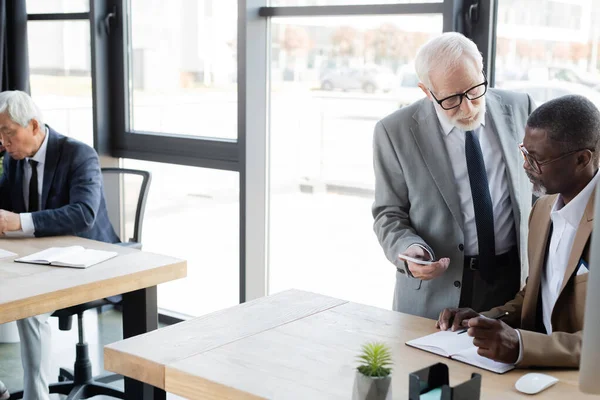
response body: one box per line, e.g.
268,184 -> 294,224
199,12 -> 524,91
10,168 -> 151,400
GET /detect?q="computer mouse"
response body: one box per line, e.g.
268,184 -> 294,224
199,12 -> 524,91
515,373 -> 559,395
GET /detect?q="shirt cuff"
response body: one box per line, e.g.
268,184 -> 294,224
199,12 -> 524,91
402,244 -> 434,278
410,244 -> 434,260
515,329 -> 524,365
20,213 -> 35,236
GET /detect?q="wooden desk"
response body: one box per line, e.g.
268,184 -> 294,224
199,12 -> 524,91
0,236 -> 187,399
105,289 -> 593,400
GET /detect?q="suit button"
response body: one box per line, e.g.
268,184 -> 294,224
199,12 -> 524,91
454,281 -> 461,288
458,244 -> 464,251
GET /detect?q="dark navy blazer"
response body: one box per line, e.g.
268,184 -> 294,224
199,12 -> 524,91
0,126 -> 120,243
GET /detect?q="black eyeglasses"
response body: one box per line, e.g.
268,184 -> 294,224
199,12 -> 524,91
519,142 -> 592,174
430,81 -> 488,110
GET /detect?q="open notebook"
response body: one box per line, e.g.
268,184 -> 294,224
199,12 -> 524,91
15,246 -> 118,269
406,330 -> 515,374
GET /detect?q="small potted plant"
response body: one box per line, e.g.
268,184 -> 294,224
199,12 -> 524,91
353,341 -> 393,400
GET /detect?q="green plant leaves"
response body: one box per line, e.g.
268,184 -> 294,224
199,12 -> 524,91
356,342 -> 392,377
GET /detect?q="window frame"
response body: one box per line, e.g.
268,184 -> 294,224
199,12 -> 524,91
27,0 -> 497,314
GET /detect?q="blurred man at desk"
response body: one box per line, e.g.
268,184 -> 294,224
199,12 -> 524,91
372,32 -> 534,319
0,90 -> 119,399
438,95 -> 599,368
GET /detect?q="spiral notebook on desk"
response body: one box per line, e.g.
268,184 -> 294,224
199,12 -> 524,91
406,330 -> 515,374
15,246 -> 118,269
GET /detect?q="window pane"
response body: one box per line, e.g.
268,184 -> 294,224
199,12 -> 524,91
128,0 -> 237,140
268,15 -> 441,309
122,160 -> 239,316
28,21 -> 93,147
495,0 -> 600,108
26,0 -> 89,13
270,0 -> 440,5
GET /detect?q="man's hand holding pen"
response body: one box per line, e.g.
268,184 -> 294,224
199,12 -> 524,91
436,308 -> 520,364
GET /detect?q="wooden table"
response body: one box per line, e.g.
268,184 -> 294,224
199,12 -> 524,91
104,289 -> 593,400
0,236 -> 187,399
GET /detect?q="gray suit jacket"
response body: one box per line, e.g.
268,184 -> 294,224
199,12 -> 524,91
372,88 -> 534,319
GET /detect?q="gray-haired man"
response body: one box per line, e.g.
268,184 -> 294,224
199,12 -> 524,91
372,32 -> 534,319
0,90 -> 119,400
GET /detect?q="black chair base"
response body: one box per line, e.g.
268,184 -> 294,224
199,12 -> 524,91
10,373 -> 124,400
9,344 -> 124,400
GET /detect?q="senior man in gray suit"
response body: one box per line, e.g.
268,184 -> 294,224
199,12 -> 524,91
372,32 -> 534,319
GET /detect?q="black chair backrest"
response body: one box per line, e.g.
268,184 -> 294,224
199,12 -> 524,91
101,168 -> 151,244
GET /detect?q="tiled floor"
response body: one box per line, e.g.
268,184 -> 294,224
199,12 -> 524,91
0,309 -> 183,399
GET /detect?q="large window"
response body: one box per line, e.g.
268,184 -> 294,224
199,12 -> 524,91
269,0 -> 441,5
268,14 -> 442,308
495,0 -> 600,109
123,160 -> 240,316
27,20 -> 93,147
26,0 -> 88,13
128,0 -> 237,140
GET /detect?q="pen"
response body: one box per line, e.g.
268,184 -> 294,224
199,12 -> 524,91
456,311 -> 510,334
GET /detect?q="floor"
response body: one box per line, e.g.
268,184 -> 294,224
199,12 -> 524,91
0,309 -> 183,399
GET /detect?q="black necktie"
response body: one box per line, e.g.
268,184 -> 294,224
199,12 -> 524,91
29,159 -> 39,212
465,130 -> 495,283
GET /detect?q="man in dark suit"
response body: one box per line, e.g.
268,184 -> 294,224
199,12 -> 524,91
0,90 -> 119,400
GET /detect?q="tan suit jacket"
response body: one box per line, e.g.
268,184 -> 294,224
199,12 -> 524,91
484,190 -> 593,367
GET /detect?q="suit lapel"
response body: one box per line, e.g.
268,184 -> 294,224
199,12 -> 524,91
485,92 -> 522,240
410,101 -> 464,231
521,196 -> 555,330
41,127 -> 60,210
486,93 -> 519,186
557,189 -> 595,296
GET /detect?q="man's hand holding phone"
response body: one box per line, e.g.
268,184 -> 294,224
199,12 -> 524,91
399,245 -> 449,280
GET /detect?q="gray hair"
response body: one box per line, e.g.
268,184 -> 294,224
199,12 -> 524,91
415,32 -> 483,88
0,90 -> 44,129
527,94 -> 600,163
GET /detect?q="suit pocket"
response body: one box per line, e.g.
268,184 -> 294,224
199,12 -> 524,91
573,273 -> 589,285
573,275 -> 588,327
396,270 -> 422,290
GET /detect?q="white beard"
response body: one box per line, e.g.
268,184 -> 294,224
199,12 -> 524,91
526,171 -> 548,197
437,97 -> 487,131
532,182 -> 548,197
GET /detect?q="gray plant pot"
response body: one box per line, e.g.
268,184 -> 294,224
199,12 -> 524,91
352,370 -> 392,400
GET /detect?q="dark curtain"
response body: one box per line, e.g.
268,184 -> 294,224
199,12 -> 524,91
0,0 -> 30,93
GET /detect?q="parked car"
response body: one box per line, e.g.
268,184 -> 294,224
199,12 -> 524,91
499,79 -> 600,108
396,66 -> 424,107
320,66 -> 396,93
548,66 -> 600,89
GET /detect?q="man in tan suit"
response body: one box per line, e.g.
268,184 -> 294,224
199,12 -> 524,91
436,94 -> 599,367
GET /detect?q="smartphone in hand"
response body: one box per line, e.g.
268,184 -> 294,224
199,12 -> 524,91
397,253 -> 435,265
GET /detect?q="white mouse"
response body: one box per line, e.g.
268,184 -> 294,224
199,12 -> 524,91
515,373 -> 559,395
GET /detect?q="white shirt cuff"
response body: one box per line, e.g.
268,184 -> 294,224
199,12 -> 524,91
515,329 -> 524,365
20,213 -> 35,236
410,244 -> 434,260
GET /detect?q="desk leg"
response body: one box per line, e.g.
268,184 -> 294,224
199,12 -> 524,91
122,286 -> 167,400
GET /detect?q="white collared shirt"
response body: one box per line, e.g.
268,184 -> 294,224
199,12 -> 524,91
18,126 -> 49,236
434,108 -> 516,255
515,171 -> 599,364
541,171 -> 599,334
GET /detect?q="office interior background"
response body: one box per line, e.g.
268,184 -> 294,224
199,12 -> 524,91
16,0 -> 600,320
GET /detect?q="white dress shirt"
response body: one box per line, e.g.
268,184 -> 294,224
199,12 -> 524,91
18,127 -> 49,236
515,171 -> 599,364
541,171 -> 599,334
434,108 -> 516,256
